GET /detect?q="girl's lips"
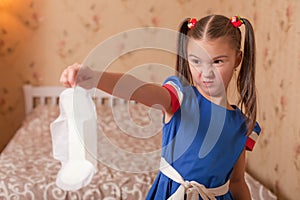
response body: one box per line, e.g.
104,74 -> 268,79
203,81 -> 213,83
203,81 -> 214,86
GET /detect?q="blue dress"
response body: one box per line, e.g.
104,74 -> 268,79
146,76 -> 261,200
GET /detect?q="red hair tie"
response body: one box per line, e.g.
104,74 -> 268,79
187,18 -> 197,29
230,15 -> 244,28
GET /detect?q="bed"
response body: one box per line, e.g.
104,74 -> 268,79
0,85 -> 277,200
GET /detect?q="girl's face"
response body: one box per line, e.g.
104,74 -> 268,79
187,36 -> 241,99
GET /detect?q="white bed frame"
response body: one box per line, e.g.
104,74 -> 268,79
23,85 -> 127,114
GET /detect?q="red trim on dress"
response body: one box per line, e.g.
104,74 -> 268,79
163,84 -> 180,113
246,137 -> 255,151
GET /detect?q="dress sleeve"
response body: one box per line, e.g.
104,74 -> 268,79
162,76 -> 184,114
245,122 -> 261,151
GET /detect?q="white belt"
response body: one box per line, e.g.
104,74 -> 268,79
160,157 -> 230,200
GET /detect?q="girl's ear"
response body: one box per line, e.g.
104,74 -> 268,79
235,51 -> 243,68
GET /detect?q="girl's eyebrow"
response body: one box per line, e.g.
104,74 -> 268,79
188,54 -> 228,60
213,55 -> 228,60
188,54 -> 200,58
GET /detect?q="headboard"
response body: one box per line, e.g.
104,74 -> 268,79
23,85 -> 127,114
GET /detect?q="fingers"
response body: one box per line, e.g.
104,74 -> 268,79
60,63 -> 81,87
60,70 -> 70,87
67,65 -> 77,87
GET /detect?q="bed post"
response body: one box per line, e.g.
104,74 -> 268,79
23,85 -> 33,115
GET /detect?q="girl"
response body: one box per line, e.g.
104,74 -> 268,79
60,15 -> 261,200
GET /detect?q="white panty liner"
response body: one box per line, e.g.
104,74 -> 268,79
50,87 -> 98,191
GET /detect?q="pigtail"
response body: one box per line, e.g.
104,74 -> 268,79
176,19 -> 193,85
237,18 -> 257,136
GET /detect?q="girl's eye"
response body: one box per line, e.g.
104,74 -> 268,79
213,59 -> 224,65
191,59 -> 201,65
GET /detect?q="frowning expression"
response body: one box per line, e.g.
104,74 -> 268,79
187,36 -> 241,99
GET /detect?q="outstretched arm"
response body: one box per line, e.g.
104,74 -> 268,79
229,149 -> 251,200
60,63 -> 173,114
97,71 -> 172,111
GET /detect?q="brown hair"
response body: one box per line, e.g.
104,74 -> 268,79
176,15 -> 257,136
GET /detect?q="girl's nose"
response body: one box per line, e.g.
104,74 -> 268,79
202,66 -> 215,79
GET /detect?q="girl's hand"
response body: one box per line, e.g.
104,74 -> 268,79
60,63 -> 100,89
60,63 -> 80,88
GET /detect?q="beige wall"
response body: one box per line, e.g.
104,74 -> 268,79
0,0 -> 299,199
